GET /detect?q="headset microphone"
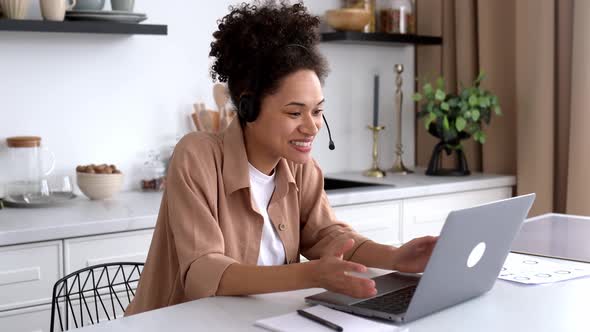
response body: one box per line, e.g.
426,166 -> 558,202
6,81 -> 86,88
322,114 -> 335,150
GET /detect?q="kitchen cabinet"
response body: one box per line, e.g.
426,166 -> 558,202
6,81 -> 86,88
335,187 -> 512,247
50,290 -> 130,331
334,200 -> 402,245
0,290 -> 131,332
401,187 -> 512,241
0,230 -> 151,332
0,241 -> 63,312
64,229 -> 153,274
0,303 -> 52,332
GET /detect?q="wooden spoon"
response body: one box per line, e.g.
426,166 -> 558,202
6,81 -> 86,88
192,103 -> 203,131
198,105 -> 213,132
208,110 -> 220,132
213,83 -> 230,130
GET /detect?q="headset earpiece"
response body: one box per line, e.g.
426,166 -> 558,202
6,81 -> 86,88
238,95 -> 258,123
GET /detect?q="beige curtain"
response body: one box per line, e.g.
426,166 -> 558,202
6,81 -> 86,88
564,0 -> 590,214
416,0 -> 590,216
415,0 -> 517,178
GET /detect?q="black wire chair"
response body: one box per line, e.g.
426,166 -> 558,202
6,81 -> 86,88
50,262 -> 144,332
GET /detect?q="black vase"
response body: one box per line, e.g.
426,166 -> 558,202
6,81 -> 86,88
425,122 -> 471,176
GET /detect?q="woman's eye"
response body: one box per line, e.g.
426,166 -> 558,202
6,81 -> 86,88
314,109 -> 324,116
288,112 -> 301,117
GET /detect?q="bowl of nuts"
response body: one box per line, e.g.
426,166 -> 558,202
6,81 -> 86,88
76,164 -> 123,200
325,8 -> 371,32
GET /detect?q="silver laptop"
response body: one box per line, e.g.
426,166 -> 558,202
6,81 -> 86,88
305,194 -> 536,323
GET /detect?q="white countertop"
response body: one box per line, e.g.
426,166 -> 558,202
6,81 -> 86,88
324,168 -> 515,206
0,191 -> 163,247
0,170 -> 515,247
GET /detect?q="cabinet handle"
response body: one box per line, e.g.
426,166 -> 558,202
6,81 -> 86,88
86,253 -> 147,267
0,267 -> 41,286
413,214 -> 447,224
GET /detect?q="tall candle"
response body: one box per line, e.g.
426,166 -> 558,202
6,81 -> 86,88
373,74 -> 379,127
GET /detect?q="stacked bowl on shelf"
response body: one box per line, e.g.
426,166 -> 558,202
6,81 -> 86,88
65,0 -> 146,23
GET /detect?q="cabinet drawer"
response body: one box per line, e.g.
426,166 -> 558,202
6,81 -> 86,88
50,290 -> 129,331
0,291 -> 130,332
402,187 -> 512,242
333,201 -> 401,245
64,229 -> 153,274
0,303 -> 51,332
0,241 -> 62,311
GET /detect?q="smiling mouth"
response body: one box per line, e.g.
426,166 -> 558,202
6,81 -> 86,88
290,140 -> 312,147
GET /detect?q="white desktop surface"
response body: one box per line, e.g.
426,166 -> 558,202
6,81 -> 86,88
75,263 -> 590,332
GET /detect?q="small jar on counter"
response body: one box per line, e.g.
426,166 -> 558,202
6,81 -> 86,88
377,0 -> 415,34
140,151 -> 166,191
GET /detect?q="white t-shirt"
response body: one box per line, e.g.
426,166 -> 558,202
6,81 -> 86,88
248,163 -> 286,266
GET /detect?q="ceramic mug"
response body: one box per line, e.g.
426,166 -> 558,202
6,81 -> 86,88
40,0 -> 76,21
0,0 -> 30,19
110,0 -> 133,11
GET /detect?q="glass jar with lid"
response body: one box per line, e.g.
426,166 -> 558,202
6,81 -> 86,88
140,150 -> 166,191
377,0 -> 415,34
4,136 -> 55,199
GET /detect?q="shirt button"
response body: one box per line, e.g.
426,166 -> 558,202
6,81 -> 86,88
278,223 -> 287,231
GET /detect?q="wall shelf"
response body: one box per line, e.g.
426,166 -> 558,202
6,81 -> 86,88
320,32 -> 441,46
0,19 -> 167,35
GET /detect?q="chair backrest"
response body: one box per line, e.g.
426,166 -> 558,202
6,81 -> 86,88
50,262 -> 144,332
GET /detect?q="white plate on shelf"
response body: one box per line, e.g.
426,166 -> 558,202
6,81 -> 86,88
65,10 -> 147,23
67,9 -> 146,16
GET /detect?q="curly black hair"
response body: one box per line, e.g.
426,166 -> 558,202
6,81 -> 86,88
209,1 -> 329,123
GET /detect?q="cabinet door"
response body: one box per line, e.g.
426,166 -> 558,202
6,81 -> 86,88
0,304 -> 51,332
64,229 -> 153,274
0,291 -> 131,332
402,187 -> 512,242
0,241 -> 62,311
333,200 -> 402,246
50,291 -> 129,331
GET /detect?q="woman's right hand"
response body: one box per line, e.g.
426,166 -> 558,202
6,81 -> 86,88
309,238 -> 377,298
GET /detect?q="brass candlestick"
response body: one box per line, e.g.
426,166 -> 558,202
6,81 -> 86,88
389,64 -> 414,174
364,125 -> 386,178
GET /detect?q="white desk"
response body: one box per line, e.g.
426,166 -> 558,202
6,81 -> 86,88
74,263 -> 590,332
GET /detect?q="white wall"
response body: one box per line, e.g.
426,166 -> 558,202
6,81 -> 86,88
0,0 -> 415,194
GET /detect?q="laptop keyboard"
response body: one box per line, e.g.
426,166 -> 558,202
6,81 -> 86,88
351,285 -> 417,315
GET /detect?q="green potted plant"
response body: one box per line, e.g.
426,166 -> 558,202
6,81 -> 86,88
412,72 -> 501,176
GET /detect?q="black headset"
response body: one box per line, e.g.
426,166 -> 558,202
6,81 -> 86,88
238,94 -> 335,150
237,94 -> 258,123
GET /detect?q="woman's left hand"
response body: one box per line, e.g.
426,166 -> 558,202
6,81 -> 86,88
392,236 -> 438,273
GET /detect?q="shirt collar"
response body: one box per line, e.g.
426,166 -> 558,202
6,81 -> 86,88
222,119 -> 296,197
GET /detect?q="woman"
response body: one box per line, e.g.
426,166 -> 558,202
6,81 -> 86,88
126,1 -> 436,316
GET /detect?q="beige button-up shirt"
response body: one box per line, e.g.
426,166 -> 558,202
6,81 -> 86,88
125,119 -> 369,316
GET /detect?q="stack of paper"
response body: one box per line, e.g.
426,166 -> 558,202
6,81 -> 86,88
499,253 -> 590,284
254,305 -> 402,332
